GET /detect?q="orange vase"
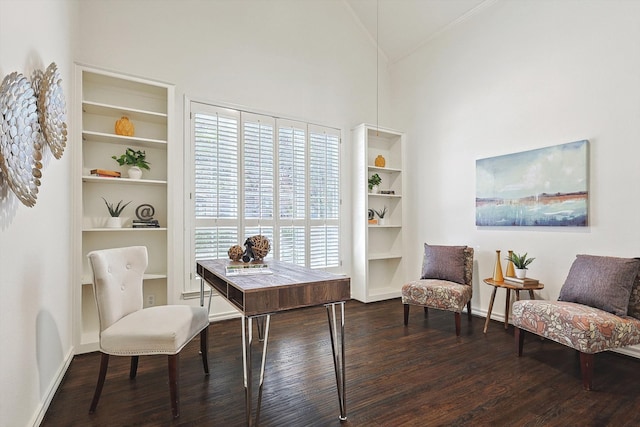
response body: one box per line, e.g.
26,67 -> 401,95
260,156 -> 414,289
493,250 -> 504,282
505,250 -> 516,278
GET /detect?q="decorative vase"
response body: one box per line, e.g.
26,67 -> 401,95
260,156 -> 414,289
128,166 -> 143,179
370,185 -> 379,194
505,250 -> 516,277
106,217 -> 122,228
374,155 -> 386,167
115,116 -> 135,136
493,250 -> 504,282
515,269 -> 527,279
378,217 -> 386,226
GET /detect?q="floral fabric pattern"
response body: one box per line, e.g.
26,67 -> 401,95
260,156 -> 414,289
402,279 -> 472,312
402,247 -> 474,313
512,300 -> 640,354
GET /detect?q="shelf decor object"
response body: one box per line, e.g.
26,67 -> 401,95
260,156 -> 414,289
505,250 -> 516,278
0,71 -> 43,207
493,250 -> 504,282
37,62 -> 68,159
112,147 -> 150,179
374,154 -> 385,167
115,116 -> 134,136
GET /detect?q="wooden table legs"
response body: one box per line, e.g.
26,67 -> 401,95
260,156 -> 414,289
483,286 -> 498,334
483,286 -> 538,333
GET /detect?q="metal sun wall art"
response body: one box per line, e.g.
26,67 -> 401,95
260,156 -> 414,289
0,62 -> 67,207
475,140 -> 589,227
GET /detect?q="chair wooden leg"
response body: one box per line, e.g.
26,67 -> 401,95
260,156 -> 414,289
168,354 -> 180,418
200,326 -> 209,375
454,312 -> 461,336
403,304 -> 410,325
424,306 -> 429,318
579,352 -> 594,391
129,356 -> 139,379
466,301 -> 472,321
89,353 -> 110,414
515,327 -> 525,356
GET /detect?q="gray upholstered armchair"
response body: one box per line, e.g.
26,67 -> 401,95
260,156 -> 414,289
402,244 -> 474,336
513,254 -> 640,390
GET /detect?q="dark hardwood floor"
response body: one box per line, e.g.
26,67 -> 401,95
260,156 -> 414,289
42,298 -> 640,426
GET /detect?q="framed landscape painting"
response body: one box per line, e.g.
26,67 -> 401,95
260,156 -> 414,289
476,140 -> 589,226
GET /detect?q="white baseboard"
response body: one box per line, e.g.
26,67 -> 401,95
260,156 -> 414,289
29,347 -> 74,427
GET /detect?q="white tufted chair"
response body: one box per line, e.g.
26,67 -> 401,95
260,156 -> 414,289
87,246 -> 210,418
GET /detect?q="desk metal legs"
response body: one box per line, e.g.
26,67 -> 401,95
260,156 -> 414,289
242,314 -> 271,427
326,301 -> 347,421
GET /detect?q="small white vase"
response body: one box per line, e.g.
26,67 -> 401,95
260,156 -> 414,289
128,166 -> 143,180
378,217 -> 386,226
106,217 -> 122,228
515,268 -> 527,279
370,185 -> 379,194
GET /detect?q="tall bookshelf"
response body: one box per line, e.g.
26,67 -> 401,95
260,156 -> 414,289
73,65 -> 174,354
351,124 -> 406,302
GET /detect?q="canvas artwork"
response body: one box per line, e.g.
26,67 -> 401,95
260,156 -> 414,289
476,140 -> 589,226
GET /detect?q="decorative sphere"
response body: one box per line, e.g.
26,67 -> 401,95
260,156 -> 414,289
247,235 -> 271,260
228,245 -> 244,261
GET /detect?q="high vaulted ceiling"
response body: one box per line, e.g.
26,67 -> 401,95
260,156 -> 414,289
344,0 -> 495,63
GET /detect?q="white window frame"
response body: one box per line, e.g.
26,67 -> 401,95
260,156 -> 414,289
184,99 -> 342,293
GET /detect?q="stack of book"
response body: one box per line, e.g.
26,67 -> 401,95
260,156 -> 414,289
90,169 -> 121,178
504,276 -> 539,287
132,219 -> 160,228
225,262 -> 273,276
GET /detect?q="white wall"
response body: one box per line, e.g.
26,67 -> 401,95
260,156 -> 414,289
75,0 -> 389,305
391,0 -> 640,325
0,1 -> 76,426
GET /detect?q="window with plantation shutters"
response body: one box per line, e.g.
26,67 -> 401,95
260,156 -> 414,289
186,101 -> 341,292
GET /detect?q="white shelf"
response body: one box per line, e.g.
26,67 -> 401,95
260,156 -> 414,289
81,272 -> 167,285
368,165 -> 402,174
82,130 -> 167,148
368,193 -> 402,198
83,227 -> 167,232
82,175 -> 167,185
352,124 -> 406,303
368,252 -> 403,261
83,100 -> 168,123
75,65 -> 174,355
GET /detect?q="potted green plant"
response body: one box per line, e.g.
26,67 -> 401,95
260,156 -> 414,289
373,206 -> 387,225
368,173 -> 381,193
506,252 -> 535,278
112,147 -> 150,179
102,197 -> 131,228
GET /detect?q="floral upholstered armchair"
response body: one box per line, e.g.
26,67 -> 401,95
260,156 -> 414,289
512,254 -> 640,390
402,244 -> 474,336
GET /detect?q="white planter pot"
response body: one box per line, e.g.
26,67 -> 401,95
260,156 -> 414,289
515,268 -> 527,279
106,217 -> 123,228
128,166 -> 143,180
378,217 -> 386,226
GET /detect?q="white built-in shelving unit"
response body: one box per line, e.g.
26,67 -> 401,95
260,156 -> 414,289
351,124 -> 406,302
73,65 -> 174,354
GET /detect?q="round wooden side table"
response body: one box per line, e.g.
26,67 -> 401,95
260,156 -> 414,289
482,277 -> 544,333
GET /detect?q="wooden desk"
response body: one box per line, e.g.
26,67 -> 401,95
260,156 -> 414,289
482,278 -> 544,333
197,259 -> 350,426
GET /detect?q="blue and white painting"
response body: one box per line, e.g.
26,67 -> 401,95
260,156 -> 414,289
476,140 -> 588,227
